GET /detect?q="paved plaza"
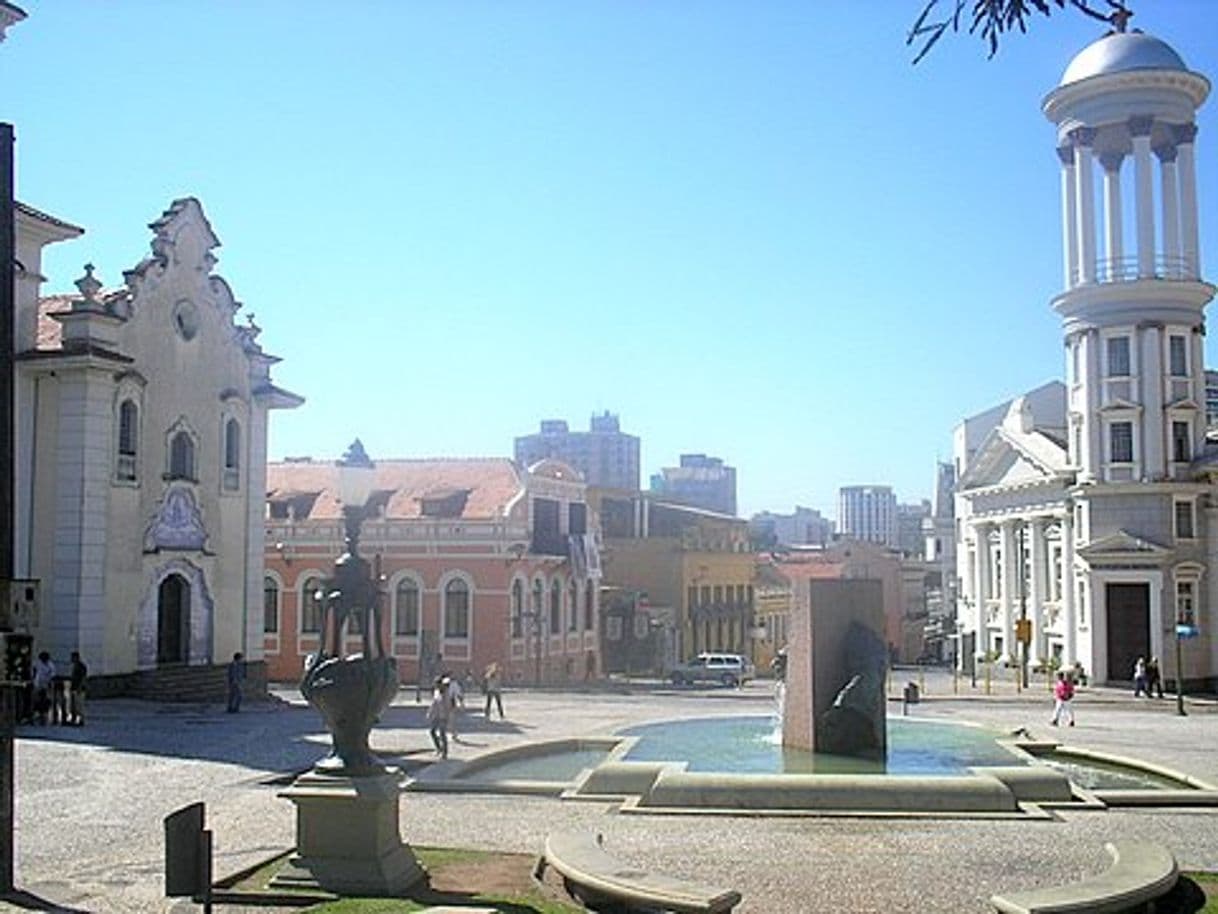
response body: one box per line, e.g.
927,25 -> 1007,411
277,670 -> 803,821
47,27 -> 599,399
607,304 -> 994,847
5,670 -> 1218,913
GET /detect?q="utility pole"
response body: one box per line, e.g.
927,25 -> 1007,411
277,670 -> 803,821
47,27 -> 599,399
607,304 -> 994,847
1,119 -> 18,896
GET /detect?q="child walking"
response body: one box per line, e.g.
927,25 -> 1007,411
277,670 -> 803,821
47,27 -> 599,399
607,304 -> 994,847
1050,671 -> 1075,727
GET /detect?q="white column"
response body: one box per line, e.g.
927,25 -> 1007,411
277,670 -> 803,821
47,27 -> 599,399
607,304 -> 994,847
1082,329 -> 1101,481
1142,323 -> 1165,479
51,365 -> 115,670
1061,509 -> 1077,665
1191,329 -> 1205,418
1073,128 -> 1098,284
1175,124 -> 1201,278
1129,117 -> 1156,278
999,521 -> 1017,662
973,524 -> 991,653
1099,152 -> 1124,277
1028,519 -> 1045,660
1155,141 -> 1182,277
1058,145 -> 1079,289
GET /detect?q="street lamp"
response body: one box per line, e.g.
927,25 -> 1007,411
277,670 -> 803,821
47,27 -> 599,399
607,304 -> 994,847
300,439 -> 397,774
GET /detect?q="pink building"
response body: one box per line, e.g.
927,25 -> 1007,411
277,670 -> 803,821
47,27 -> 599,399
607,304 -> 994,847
262,455 -> 601,686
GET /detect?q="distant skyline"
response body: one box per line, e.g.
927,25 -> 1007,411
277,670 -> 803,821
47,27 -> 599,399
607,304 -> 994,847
4,2 -> 1216,519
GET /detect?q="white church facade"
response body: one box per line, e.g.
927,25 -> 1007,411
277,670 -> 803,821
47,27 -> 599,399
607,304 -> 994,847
955,30 -> 1217,690
10,198 -> 301,692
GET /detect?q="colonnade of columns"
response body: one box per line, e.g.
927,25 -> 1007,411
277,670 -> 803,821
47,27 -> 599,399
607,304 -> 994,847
967,513 -> 1076,665
1058,120 -> 1200,287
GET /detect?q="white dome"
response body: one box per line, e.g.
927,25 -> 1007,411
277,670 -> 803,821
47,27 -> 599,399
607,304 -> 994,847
1060,32 -> 1187,86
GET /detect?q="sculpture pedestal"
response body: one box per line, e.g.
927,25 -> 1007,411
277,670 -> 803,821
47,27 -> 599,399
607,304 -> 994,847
272,770 -> 425,896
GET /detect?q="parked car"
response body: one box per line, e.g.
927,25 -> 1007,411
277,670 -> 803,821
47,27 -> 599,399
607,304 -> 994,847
669,652 -> 755,687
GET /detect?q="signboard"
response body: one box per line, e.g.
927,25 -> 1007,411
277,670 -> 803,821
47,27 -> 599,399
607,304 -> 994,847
1176,624 -> 1199,639
1014,618 -> 1032,646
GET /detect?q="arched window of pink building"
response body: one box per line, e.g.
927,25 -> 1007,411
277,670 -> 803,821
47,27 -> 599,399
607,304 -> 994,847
396,579 -> 420,636
511,579 -> 524,638
444,578 -> 470,639
549,579 -> 561,633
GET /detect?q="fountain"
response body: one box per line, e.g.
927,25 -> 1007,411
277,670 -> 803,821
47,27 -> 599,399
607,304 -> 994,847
781,578 -> 888,762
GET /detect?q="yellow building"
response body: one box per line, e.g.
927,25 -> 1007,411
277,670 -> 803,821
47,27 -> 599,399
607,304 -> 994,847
590,490 -> 755,668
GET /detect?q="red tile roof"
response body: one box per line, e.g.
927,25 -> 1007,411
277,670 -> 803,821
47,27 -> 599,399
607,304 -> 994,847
34,291 -> 129,351
267,458 -> 524,521
34,295 -> 73,350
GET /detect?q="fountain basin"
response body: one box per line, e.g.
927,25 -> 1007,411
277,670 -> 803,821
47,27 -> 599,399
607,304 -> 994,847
405,715 -> 1218,817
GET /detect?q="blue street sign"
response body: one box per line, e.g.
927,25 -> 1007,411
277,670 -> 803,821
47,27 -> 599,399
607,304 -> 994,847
1176,624 -> 1199,639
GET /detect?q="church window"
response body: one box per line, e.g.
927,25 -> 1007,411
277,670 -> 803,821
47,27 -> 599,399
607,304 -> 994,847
1172,421 -> 1191,463
263,576 -> 279,634
1176,580 -> 1196,627
1169,335 -> 1188,377
443,578 -> 470,638
300,576 -> 323,634
117,399 -> 139,482
1109,422 -> 1133,463
1174,500 -> 1196,540
223,418 -> 241,491
169,430 -> 196,480
1106,336 -> 1130,377
585,586 -> 595,630
569,579 -> 579,631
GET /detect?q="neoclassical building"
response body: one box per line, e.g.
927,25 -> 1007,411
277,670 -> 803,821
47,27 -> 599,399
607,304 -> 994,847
10,198 -> 301,692
262,456 -> 602,685
955,30 -> 1215,689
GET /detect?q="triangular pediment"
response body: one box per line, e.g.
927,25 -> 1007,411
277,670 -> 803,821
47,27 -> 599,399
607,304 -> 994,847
1098,398 -> 1141,413
1077,529 -> 1171,562
1166,396 -> 1200,411
960,427 -> 1065,490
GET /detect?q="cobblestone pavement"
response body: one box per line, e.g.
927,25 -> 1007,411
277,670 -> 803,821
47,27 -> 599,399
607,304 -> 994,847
4,670 -> 1216,913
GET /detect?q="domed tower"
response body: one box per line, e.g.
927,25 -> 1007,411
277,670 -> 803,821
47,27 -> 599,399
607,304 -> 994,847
1043,31 -> 1213,684
1044,31 -> 1212,485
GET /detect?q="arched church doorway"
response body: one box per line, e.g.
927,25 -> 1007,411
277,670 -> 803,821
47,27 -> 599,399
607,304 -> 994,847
1105,582 -> 1149,685
157,573 -> 191,664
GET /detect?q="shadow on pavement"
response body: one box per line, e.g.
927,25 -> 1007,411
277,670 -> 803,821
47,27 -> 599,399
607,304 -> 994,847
0,889 -> 91,913
12,692 -> 530,775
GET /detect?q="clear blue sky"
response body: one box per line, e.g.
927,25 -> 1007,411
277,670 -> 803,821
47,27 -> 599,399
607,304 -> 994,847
4,2 -> 1216,519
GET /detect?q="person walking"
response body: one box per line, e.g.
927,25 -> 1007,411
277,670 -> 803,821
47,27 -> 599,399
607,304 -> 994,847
226,652 -> 246,713
445,674 -> 464,740
483,662 -> 505,719
426,677 -> 450,758
68,651 -> 88,726
1146,657 -> 1164,699
31,650 -> 55,726
1050,671 -> 1075,727
1133,657 -> 1148,697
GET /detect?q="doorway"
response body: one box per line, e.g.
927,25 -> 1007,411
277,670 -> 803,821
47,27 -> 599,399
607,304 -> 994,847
1105,582 -> 1149,685
157,573 -> 191,664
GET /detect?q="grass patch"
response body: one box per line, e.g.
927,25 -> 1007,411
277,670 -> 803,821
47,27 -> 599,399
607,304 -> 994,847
226,844 -> 581,913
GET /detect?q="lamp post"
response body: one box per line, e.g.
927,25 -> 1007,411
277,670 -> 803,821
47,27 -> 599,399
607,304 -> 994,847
276,442 -> 424,895
299,439 -> 396,774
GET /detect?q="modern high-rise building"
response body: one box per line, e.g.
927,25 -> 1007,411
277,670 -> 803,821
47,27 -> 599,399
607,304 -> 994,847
837,485 -> 897,548
514,411 -> 640,490
649,454 -> 737,516
749,506 -> 834,548
896,500 -> 931,557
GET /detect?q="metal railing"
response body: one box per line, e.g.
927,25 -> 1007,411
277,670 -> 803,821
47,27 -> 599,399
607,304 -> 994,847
1074,254 -> 1195,286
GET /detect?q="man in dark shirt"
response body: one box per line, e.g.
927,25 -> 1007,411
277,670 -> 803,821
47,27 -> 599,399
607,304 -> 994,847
68,651 -> 88,726
226,652 -> 246,713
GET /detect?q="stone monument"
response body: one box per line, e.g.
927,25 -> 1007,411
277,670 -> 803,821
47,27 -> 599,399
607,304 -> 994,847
782,578 -> 888,762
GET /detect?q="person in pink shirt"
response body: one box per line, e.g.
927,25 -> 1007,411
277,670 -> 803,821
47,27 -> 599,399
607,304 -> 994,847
1050,671 -> 1075,727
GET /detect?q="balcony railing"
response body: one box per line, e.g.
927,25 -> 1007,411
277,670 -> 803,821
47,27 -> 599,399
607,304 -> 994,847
1074,255 -> 1194,286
